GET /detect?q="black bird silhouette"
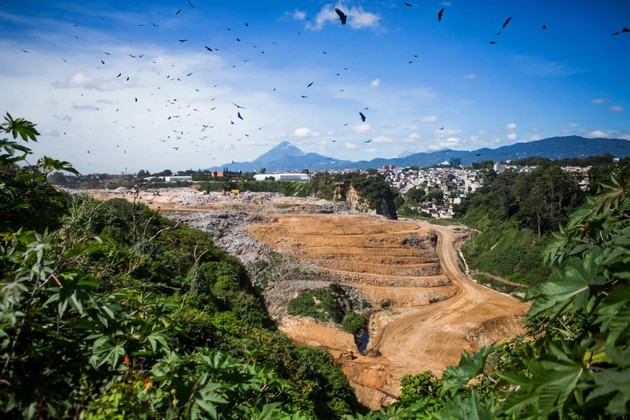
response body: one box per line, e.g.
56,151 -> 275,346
359,112 -> 366,122
100,60 -> 105,65
104,51 -> 111,55
502,17 -> 512,28
612,27 -> 630,35
178,39 -> 187,43
20,49 -> 30,53
542,24 -> 547,29
364,139 -> 372,143
205,46 -> 213,51
237,112 -> 243,120
232,102 -> 246,109
307,82 -> 313,87
438,8 -> 444,21
334,8 -> 347,25
176,9 -> 181,15
117,73 -> 121,77
404,2 -> 413,7
489,41 -> 497,44
187,0 -> 195,8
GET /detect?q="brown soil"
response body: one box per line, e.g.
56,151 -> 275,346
79,188 -> 529,409
247,214 -> 529,408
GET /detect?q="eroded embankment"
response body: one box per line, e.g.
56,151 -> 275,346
246,214 -> 529,409
80,189 -> 529,409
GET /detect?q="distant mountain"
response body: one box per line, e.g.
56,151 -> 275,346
208,136 -> 630,172
208,141 -> 353,172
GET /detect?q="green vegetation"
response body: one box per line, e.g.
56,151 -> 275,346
455,165 -> 589,286
4,113 -> 630,418
358,167 -> 630,418
0,114 -> 363,419
288,283 -> 369,335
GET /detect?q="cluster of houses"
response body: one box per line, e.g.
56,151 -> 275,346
380,165 -> 485,219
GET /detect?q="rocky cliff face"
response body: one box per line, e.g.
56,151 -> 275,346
334,184 -> 397,220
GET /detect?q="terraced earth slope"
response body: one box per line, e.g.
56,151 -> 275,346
248,214 -> 529,408
79,189 -> 529,409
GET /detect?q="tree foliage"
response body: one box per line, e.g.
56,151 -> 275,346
0,114 -> 362,419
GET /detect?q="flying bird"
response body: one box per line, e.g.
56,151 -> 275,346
205,46 -> 213,51
307,82 -> 313,87
187,0 -> 195,8
612,27 -> 630,35
21,49 -> 30,53
364,139 -> 372,143
489,41 -> 497,44
176,9 -> 181,15
404,2 -> 413,6
237,112 -> 243,120
438,8 -> 444,21
502,16 -> 512,28
542,24 -> 547,29
232,102 -> 246,109
334,8 -> 347,25
117,73 -> 121,77
359,112 -> 366,122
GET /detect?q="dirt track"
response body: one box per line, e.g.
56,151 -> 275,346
247,215 -> 529,408
80,188 -> 529,409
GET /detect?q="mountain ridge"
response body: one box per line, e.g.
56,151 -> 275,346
208,136 -> 630,172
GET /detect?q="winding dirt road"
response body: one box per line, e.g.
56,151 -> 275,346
248,215 -> 530,408
83,189 -> 529,409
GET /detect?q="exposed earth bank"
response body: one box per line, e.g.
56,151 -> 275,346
80,188 -> 529,409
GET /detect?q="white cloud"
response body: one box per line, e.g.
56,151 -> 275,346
568,121 -> 579,127
348,6 -> 381,29
292,10 -> 306,21
344,142 -> 357,149
464,73 -> 476,80
306,4 -> 380,30
507,132 -> 517,141
370,78 -> 381,87
409,133 -> 421,140
435,128 -> 461,138
353,123 -> 371,133
592,98 -> 605,104
428,137 -> 461,150
373,135 -> 396,143
610,105 -> 624,112
586,130 -> 609,138
505,122 -> 517,130
528,134 -> 542,141
293,127 -> 319,138
421,115 -> 438,123
366,147 -> 377,153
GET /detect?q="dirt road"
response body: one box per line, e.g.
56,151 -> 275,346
247,215 -> 529,408
81,188 -> 529,409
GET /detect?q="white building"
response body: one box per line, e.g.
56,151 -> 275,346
163,175 -> 193,183
253,173 -> 310,182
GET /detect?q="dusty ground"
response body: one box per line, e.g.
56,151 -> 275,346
79,188 -> 529,409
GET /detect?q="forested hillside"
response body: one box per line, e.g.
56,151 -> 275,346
0,114 -> 362,418
455,163 -> 623,287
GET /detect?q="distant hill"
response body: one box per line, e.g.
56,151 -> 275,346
208,136 -> 630,172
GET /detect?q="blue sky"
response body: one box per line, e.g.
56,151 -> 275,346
1,1 -> 629,173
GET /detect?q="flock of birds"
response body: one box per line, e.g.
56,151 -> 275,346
15,2 -> 630,171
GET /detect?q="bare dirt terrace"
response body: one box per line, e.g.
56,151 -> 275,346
81,188 -> 529,409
